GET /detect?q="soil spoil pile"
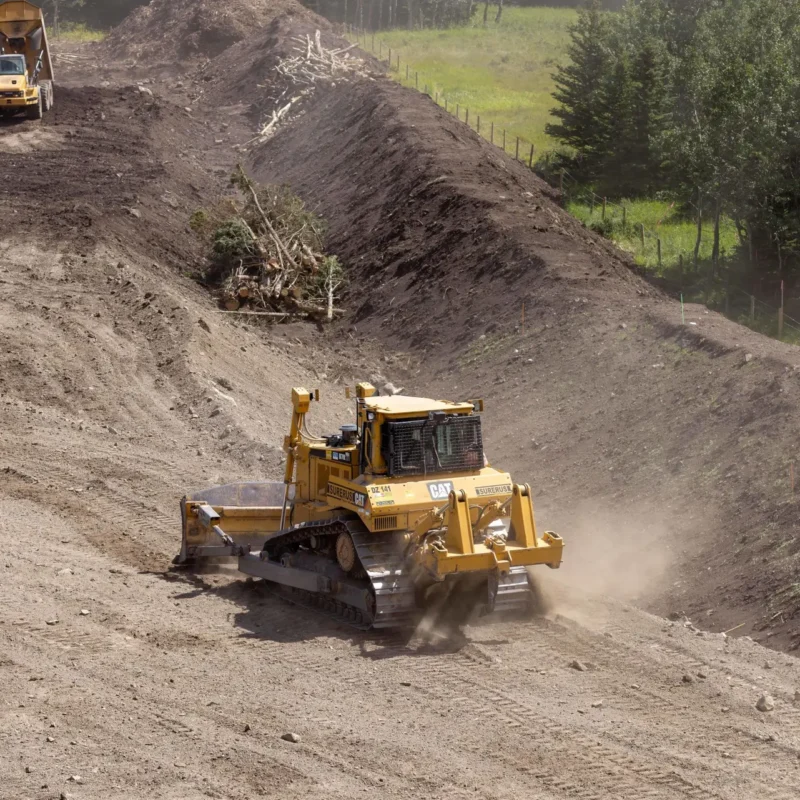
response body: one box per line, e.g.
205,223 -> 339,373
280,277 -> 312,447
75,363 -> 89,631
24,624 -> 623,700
248,72 -> 651,351
199,14 -> 366,124
103,0 -> 319,63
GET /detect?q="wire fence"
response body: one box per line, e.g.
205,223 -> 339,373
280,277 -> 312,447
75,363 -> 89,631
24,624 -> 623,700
347,26 -> 798,347
348,26 -> 541,166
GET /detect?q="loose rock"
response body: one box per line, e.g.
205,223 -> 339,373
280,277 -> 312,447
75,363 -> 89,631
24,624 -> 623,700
569,660 -> 587,672
281,732 -> 301,743
756,694 -> 775,712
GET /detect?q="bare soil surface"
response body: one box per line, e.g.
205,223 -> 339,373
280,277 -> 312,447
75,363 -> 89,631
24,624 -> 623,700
1,12 -> 800,800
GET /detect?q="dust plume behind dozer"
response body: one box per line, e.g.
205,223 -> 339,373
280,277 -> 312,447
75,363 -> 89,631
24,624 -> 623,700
176,382 -> 563,629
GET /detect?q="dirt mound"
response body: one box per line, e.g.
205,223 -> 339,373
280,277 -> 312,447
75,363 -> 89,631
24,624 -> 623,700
198,13 -> 366,126
103,0 -> 318,63
248,76 -> 651,352
248,74 -> 800,650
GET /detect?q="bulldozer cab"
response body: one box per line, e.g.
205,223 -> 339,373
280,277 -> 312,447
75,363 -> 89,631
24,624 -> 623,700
354,385 -> 483,480
283,383 -> 485,521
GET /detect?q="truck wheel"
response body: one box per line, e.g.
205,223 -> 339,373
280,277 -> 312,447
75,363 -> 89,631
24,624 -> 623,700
26,95 -> 43,121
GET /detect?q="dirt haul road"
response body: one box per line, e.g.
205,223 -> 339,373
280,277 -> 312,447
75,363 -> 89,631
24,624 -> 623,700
1,35 -> 800,800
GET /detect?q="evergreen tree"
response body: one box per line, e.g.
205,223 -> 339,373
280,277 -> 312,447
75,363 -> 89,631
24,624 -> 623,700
597,53 -> 637,195
545,0 -> 613,176
627,40 -> 667,192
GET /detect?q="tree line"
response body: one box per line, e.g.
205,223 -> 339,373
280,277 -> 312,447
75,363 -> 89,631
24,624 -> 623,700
41,0 -> 147,29
545,0 -> 800,276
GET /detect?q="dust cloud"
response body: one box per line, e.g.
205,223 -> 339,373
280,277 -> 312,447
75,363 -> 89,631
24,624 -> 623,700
532,501 -> 696,623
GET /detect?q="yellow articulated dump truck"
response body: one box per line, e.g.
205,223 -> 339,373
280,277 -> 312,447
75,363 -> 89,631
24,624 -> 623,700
0,1 -> 53,120
177,383 -> 564,629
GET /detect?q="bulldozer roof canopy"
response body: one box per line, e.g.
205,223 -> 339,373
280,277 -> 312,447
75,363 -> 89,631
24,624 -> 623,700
363,395 -> 475,416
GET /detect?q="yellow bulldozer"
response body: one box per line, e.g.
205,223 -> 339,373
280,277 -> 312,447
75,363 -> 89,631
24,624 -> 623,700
177,383 -> 563,628
0,1 -> 53,120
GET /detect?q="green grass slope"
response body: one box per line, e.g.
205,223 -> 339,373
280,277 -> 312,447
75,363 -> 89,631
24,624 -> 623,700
378,7 -> 576,154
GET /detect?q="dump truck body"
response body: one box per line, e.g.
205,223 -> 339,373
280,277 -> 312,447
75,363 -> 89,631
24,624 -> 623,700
178,383 -> 564,628
0,1 -> 53,118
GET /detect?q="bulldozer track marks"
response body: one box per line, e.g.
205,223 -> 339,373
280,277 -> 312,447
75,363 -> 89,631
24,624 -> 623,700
23,624 -> 131,654
405,655 -> 725,800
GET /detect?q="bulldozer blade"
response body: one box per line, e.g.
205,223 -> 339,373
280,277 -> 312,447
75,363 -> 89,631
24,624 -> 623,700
177,481 -> 290,564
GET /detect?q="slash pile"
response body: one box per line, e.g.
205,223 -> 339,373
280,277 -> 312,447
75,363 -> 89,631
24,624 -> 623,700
255,31 -> 368,141
198,167 -> 345,322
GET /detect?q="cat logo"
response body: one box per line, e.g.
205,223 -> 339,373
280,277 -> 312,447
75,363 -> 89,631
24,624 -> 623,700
427,480 -> 455,501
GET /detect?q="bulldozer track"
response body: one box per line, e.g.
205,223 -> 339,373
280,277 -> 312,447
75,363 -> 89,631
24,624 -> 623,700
259,518 -> 419,629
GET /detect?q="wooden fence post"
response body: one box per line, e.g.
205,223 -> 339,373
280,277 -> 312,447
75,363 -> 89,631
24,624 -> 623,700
779,279 -> 785,339
477,115 -> 481,134
415,71 -> 418,89
515,137 -> 520,160
639,223 -> 645,248
657,238 -> 662,268
465,107 -> 469,126
529,144 -> 534,167
502,129 -> 506,152
435,91 -> 439,105
456,103 -> 459,120
490,121 -> 494,144
725,272 -> 730,316
406,64 -> 409,80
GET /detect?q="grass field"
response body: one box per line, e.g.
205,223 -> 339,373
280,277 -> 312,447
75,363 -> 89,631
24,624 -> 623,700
376,7 -> 576,154
568,199 -> 740,275
53,23 -> 107,42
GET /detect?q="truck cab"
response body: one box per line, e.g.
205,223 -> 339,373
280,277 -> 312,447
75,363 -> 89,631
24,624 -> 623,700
0,0 -> 53,119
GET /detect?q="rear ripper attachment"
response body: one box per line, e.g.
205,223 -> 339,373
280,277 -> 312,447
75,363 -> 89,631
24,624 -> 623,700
177,383 -> 564,629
